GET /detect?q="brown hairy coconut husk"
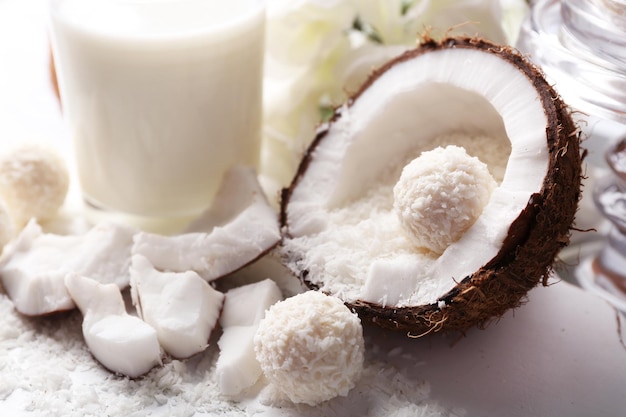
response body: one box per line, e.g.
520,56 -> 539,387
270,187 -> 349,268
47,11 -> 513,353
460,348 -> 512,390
279,37 -> 583,335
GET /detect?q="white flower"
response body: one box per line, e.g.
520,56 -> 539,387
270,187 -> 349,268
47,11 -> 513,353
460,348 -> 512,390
266,0 -> 355,67
500,0 -> 530,45
261,61 -> 323,202
349,0 -> 416,44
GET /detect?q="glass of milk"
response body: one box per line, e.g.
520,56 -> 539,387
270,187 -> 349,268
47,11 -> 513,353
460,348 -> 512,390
49,0 -> 265,230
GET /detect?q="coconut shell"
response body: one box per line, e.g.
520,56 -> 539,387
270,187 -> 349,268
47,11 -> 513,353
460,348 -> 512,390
280,37 -> 583,335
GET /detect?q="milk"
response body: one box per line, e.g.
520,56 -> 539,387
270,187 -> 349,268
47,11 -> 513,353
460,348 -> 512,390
49,0 -> 265,219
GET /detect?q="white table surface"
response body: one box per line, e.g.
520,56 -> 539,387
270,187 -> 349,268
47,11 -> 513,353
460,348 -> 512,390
1,1 -> 625,416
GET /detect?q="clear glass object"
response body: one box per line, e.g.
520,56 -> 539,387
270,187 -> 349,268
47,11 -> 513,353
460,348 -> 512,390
518,0 -> 626,121
517,0 -> 626,310
576,139 -> 626,312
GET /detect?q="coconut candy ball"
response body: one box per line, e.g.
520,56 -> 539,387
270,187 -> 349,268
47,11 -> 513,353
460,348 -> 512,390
393,145 -> 497,255
0,143 -> 69,227
253,290 -> 365,406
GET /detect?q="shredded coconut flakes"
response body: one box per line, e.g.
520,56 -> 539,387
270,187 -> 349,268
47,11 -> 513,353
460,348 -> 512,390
0,291 -> 464,416
282,183 -> 435,304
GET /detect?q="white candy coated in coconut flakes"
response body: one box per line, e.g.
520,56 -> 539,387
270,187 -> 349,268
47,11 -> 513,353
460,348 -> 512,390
0,143 -> 69,227
254,290 -> 365,406
393,145 -> 497,255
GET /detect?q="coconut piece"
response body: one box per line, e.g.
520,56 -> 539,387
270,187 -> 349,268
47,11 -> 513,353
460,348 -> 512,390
254,291 -> 364,406
132,166 -> 281,281
216,326 -> 262,397
0,220 -> 76,315
215,279 -> 283,397
362,254 -> 425,308
129,254 -> 224,359
65,221 -> 136,289
219,278 -> 283,328
0,220 -> 135,316
65,274 -> 162,378
0,143 -> 69,228
280,37 -> 582,334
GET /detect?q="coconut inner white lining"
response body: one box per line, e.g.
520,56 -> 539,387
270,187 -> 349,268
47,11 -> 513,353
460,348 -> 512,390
283,48 -> 549,307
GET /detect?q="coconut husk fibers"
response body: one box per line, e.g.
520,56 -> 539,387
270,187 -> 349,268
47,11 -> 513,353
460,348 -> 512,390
280,37 -> 583,335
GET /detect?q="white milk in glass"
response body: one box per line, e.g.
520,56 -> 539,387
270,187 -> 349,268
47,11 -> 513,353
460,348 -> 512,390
49,0 -> 265,221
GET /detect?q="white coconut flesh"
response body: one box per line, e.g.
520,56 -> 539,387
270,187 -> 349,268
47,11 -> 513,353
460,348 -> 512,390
282,47 -> 550,308
132,166 -> 280,281
0,220 -> 135,316
64,274 -> 162,378
129,254 -> 224,359
215,279 -> 283,397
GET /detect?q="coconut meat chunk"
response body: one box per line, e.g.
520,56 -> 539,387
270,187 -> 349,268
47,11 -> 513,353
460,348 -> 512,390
65,274 -> 162,378
282,46 -> 551,307
219,278 -> 283,328
215,279 -> 283,397
129,254 -> 224,359
0,220 -> 78,315
362,254 -> 432,308
0,220 -> 136,315
132,166 -> 280,281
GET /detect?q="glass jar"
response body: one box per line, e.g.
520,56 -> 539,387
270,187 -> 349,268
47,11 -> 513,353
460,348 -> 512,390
517,0 -> 626,308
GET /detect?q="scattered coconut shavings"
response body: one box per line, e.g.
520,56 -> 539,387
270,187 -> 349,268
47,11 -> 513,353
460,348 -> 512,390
280,135 -> 512,308
432,133 -> 508,183
0,295 -> 244,416
247,357 -> 463,417
281,131 -> 509,306
282,183 -> 437,305
129,255 -> 224,360
0,291 -> 455,416
65,274 -> 162,378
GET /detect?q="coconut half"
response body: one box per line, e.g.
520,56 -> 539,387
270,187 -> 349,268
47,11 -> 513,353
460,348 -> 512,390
280,38 -> 582,334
